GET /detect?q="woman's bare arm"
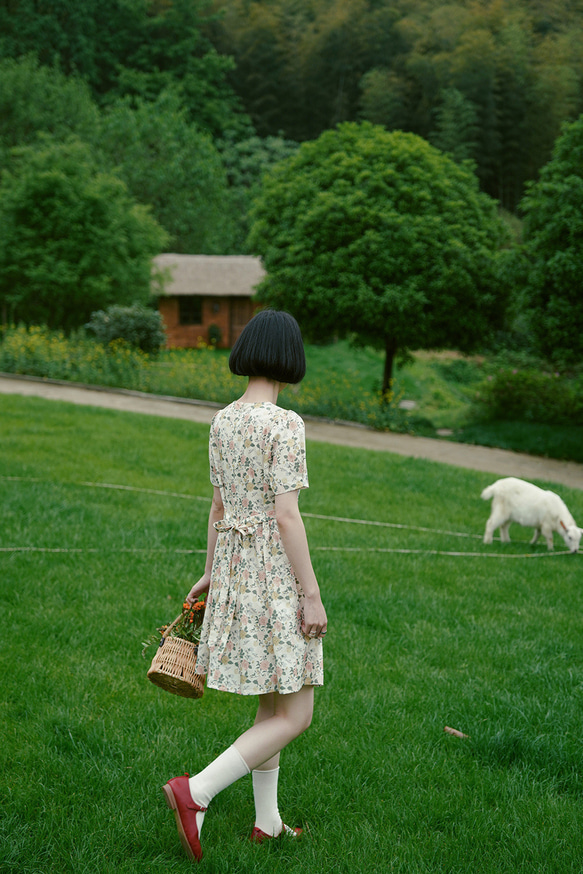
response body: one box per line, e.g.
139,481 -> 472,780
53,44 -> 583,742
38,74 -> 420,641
185,486 -> 224,602
275,490 -> 327,637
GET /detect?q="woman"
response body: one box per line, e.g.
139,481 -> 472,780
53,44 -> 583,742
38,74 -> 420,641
162,309 -> 327,862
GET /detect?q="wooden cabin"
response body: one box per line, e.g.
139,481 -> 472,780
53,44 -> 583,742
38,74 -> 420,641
153,254 -> 264,348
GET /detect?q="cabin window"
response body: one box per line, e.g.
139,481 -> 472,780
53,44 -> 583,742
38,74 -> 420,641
178,296 -> 202,325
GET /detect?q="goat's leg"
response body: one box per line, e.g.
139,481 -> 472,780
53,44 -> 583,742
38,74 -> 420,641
541,525 -> 554,550
530,528 -> 540,545
499,522 -> 511,543
484,504 -> 506,544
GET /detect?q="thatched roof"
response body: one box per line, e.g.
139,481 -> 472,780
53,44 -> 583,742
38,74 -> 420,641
153,254 -> 265,298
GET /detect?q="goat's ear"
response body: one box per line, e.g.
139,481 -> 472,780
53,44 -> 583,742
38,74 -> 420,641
560,520 -> 568,531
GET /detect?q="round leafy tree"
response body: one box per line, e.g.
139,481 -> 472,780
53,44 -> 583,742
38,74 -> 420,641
248,121 -> 509,393
520,114 -> 583,365
0,137 -> 167,330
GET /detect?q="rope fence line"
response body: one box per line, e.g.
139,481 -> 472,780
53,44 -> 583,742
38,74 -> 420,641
1,475 -> 481,538
315,546 -> 571,558
0,545 -> 570,558
1,475 -> 571,560
302,511 -> 482,539
81,481 -> 211,503
0,546 -> 207,554
2,476 -> 210,503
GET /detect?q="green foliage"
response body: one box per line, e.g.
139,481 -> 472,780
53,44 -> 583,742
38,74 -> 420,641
473,366 -> 583,426
0,138 -> 167,329
249,121 -> 510,391
434,357 -> 483,386
97,90 -> 235,253
0,0 -> 125,87
0,325 -> 151,385
0,55 -> 100,160
212,0 -> 583,209
107,0 -> 246,138
217,131 -> 300,250
520,114 -> 583,365
359,67 -> 410,131
429,88 -> 480,165
85,304 -> 167,353
0,0 -> 247,139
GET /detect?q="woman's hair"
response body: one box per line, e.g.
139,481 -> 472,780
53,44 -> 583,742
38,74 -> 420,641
229,309 -> 306,384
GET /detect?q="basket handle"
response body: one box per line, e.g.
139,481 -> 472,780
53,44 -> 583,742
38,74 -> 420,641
161,613 -> 183,639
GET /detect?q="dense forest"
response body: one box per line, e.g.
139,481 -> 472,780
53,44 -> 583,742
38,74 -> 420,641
1,0 -> 582,215
210,0 -> 583,210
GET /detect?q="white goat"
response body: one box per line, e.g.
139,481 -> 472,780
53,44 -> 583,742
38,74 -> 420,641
481,476 -> 582,553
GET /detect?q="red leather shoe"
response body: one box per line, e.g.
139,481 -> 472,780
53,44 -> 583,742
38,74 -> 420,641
162,774 -> 206,862
250,824 -> 303,844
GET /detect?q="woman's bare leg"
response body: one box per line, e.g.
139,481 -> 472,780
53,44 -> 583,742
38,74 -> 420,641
233,685 -> 314,770
252,692 -> 280,771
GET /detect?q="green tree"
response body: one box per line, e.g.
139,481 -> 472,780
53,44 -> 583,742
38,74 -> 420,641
520,115 -> 583,365
0,55 -> 100,159
97,90 -> 234,253
249,122 -> 509,393
108,0 -> 244,138
359,68 -> 412,132
214,0 -> 583,210
429,88 -> 479,165
0,138 -> 167,329
217,131 -> 300,250
0,0 -> 245,138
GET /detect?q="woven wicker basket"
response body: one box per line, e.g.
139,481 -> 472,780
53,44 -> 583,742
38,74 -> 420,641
147,615 -> 205,699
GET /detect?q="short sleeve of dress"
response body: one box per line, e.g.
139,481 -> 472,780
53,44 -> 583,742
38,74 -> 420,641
268,410 -> 309,495
209,411 -> 222,487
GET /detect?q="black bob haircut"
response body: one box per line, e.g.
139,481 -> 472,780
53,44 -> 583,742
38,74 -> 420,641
229,309 -> 306,385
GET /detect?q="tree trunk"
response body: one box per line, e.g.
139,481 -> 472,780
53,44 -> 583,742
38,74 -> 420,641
382,336 -> 398,399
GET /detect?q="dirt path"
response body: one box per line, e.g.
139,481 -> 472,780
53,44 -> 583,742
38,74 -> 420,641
2,372 -> 583,490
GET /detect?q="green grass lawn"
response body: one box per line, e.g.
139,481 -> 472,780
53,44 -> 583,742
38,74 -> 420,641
2,393 -> 583,873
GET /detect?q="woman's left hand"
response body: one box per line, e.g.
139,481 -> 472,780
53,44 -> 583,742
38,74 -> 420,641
302,592 -> 328,639
185,573 -> 211,605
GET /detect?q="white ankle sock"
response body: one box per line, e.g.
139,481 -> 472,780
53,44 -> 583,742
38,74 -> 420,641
188,745 -> 250,835
252,767 -> 283,837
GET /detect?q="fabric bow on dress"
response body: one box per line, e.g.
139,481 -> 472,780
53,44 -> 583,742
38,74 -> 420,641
214,514 -> 274,537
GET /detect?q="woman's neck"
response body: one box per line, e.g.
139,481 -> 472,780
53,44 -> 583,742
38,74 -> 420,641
239,377 -> 281,405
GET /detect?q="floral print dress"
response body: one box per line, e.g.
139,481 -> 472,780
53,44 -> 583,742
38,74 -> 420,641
196,401 -> 324,696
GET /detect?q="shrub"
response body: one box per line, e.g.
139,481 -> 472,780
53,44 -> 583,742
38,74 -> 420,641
473,367 -> 583,425
434,358 -> 482,385
86,304 -> 166,353
0,324 -> 150,387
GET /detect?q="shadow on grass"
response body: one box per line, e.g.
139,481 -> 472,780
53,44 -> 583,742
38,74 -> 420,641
467,729 -> 583,797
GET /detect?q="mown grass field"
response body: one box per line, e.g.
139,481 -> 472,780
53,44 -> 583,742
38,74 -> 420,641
2,393 -> 583,873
